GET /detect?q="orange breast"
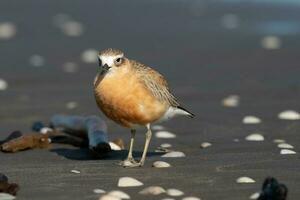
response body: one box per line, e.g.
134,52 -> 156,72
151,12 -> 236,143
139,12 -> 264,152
94,66 -> 168,128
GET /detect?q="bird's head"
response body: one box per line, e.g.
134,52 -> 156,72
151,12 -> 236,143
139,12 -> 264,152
98,48 -> 127,75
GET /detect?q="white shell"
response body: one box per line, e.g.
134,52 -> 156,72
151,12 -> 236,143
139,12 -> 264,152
63,62 -> 78,73
61,21 -> 84,37
155,131 -> 176,139
0,22 -> 16,40
99,195 -> 121,200
261,36 -> 281,50
222,95 -> 240,107
280,149 -> 296,155
139,186 -> 166,195
200,142 -> 212,148
249,192 -> 260,199
0,79 -> 8,91
29,54 -> 45,67
236,177 -> 255,183
277,143 -> 294,149
109,142 -> 122,151
118,177 -> 143,187
278,110 -> 300,120
107,190 -> 130,199
160,143 -> 172,148
40,127 -> 53,134
243,116 -> 261,124
93,189 -> 106,194
66,101 -> 78,109
162,151 -> 186,158
152,125 -> 165,131
0,193 -> 16,200
273,139 -> 285,144
245,134 -> 264,141
81,49 -> 98,63
152,161 -> 171,168
166,189 -> 184,197
182,197 -> 201,200
70,169 -> 80,174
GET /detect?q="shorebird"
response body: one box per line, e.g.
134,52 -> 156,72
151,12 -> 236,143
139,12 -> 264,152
94,48 -> 194,167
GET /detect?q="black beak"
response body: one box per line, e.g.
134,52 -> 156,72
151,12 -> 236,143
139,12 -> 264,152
101,64 -> 111,75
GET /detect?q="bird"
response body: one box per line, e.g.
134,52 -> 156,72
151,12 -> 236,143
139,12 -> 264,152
93,48 -> 194,167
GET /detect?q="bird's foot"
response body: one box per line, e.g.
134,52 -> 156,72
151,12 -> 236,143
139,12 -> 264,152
119,158 -> 141,168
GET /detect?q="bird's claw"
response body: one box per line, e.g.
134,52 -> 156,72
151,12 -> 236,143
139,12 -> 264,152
119,158 -> 142,168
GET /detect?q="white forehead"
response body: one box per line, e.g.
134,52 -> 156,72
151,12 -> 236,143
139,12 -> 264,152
99,54 -> 123,66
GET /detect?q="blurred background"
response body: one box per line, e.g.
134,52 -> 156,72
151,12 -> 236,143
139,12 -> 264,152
1,1 -> 300,199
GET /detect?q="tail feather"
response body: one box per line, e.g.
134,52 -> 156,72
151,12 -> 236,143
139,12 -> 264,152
177,106 -> 195,118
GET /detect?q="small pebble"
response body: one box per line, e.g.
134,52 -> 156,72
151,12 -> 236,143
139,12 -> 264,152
29,55 -> 45,67
93,189 -> 106,194
66,101 -> 78,109
155,131 -> 176,139
160,143 -> 172,148
245,133 -> 264,141
109,142 -> 122,151
166,189 -> 184,197
243,116 -> 261,124
249,192 -> 260,199
152,161 -> 171,168
182,197 -> 201,200
222,95 -> 240,107
81,49 -> 98,63
152,125 -> 165,131
0,22 -> 16,40
261,36 -> 281,50
0,193 -> 16,200
162,151 -> 186,158
200,142 -> 212,149
139,186 -> 166,195
0,79 -> 8,91
99,195 -> 120,200
277,143 -> 294,149
118,177 -> 143,187
107,190 -> 130,199
70,169 -> 80,174
273,139 -> 285,144
236,177 -> 256,183
63,62 -> 78,73
278,110 -> 300,120
280,149 -> 296,155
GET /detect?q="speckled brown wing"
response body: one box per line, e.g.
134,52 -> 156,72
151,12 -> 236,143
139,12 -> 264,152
130,60 -> 180,107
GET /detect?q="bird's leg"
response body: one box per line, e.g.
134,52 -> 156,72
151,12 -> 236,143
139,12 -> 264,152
138,124 -> 152,166
120,129 -> 138,167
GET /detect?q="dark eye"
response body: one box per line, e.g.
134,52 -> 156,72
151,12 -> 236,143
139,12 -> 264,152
98,58 -> 102,66
115,58 -> 123,65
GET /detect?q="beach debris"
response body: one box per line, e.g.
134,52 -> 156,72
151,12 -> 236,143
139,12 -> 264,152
161,198 -> 175,200
70,170 -> 80,174
280,149 -> 296,155
0,193 -> 16,200
249,192 -> 260,199
107,190 -> 130,199
40,127 -> 53,134
152,161 -> 171,168
200,142 -> 212,149
221,13 -> 239,29
261,36 -> 281,50
66,101 -> 78,110
160,143 -> 172,148
93,189 -> 106,194
0,173 -> 19,196
63,62 -> 79,73
61,20 -> 83,37
111,138 -> 125,150
233,138 -> 240,142
109,142 -> 122,151
237,177 -> 255,183
257,177 -> 287,200
0,79 -> 8,91
277,143 -> 294,149
81,49 -> 98,64
278,110 -> 300,120
245,133 -> 264,141
162,151 -> 186,158
29,54 -> 45,67
118,177 -> 143,187
139,186 -> 166,195
1,133 -> 51,153
166,189 -> 184,197
155,131 -> 176,139
273,139 -> 285,144
152,125 -> 165,131
222,95 -> 240,107
99,195 -> 121,200
182,197 -> 201,200
243,116 -> 261,124
0,22 -> 16,40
